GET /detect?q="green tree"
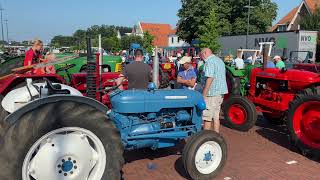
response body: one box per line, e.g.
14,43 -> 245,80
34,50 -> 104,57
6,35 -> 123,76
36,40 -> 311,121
198,7 -> 221,52
142,32 -> 154,54
120,35 -> 143,50
300,8 -> 320,62
177,0 -> 278,43
102,37 -> 121,52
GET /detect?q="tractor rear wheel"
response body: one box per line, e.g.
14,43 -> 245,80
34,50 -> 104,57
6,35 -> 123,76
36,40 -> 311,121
182,130 -> 227,180
0,95 -> 9,137
0,101 -> 124,180
222,96 -> 257,131
287,87 -> 320,158
225,70 -> 241,100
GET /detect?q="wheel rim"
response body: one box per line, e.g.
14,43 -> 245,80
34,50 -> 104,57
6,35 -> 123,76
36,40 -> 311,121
228,104 -> 247,125
195,141 -> 223,175
293,101 -> 320,149
22,127 -> 106,180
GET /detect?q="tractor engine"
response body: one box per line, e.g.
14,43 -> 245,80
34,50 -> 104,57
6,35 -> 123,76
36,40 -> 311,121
255,78 -> 289,103
108,88 -> 205,150
109,109 -> 192,150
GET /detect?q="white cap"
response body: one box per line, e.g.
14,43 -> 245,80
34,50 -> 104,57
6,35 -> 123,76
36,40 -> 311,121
179,56 -> 192,64
273,55 -> 281,60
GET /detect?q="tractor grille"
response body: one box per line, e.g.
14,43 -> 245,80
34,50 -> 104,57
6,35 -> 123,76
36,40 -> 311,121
86,61 -> 97,99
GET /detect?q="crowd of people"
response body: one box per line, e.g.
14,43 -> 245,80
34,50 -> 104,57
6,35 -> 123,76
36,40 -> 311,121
20,39 -> 289,133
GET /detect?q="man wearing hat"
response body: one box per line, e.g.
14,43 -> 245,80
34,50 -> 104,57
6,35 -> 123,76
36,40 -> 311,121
177,56 -> 197,89
273,55 -> 285,69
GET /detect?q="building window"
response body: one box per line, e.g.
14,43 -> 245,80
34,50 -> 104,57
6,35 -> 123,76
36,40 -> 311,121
277,25 -> 287,32
172,37 -> 174,44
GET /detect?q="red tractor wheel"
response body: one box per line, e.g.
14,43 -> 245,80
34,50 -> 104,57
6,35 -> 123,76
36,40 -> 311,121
222,96 -> 257,132
287,87 -> 320,158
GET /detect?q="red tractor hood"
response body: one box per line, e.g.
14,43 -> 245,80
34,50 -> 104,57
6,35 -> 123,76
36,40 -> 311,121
251,68 -> 320,90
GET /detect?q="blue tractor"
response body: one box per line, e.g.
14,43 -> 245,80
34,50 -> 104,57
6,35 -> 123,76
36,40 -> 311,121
0,39 -> 228,180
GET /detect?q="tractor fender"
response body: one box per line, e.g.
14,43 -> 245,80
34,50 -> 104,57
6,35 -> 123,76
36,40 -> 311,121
4,95 -> 108,125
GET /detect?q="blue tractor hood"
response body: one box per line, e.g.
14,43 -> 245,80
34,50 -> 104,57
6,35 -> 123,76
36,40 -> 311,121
111,89 -> 205,113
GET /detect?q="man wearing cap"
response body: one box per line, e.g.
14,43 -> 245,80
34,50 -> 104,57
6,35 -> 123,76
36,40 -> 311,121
273,55 -> 285,69
177,56 -> 197,89
117,49 -> 152,90
200,48 -> 228,132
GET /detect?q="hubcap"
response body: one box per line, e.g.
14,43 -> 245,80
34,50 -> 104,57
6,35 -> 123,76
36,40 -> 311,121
195,141 -> 222,175
228,104 -> 247,125
293,101 -> 320,149
22,127 -> 106,180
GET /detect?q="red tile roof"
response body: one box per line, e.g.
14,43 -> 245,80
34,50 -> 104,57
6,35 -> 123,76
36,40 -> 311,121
140,22 -> 174,47
305,0 -> 320,12
271,0 -> 320,32
270,6 -> 299,32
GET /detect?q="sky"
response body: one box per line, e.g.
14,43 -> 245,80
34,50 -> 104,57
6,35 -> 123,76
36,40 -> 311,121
1,0 -> 302,43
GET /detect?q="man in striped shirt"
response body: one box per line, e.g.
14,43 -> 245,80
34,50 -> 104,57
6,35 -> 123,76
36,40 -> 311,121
200,48 -> 228,132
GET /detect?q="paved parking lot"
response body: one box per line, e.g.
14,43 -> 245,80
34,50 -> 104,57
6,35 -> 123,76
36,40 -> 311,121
123,116 -> 320,180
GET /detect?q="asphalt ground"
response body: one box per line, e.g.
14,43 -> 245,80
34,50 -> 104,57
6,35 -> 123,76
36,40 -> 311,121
122,116 -> 320,180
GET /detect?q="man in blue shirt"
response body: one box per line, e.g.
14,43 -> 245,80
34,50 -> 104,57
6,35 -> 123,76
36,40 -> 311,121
177,56 -> 197,89
200,48 -> 228,132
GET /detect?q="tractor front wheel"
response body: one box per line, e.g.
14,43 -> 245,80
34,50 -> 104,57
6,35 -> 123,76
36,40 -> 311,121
222,96 -> 257,131
182,130 -> 227,180
287,87 -> 320,158
0,101 -> 124,180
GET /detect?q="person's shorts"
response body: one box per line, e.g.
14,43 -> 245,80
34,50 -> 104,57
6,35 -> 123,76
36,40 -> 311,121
203,95 -> 224,122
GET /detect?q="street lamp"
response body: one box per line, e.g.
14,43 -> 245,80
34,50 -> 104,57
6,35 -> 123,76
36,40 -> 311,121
244,0 -> 254,49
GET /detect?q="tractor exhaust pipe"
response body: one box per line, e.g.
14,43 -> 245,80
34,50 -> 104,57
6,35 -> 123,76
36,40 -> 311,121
262,44 -> 268,70
153,47 -> 159,88
86,37 -> 98,99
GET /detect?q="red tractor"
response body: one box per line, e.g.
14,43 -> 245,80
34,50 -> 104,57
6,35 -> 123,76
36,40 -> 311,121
223,46 -> 320,158
0,50 -> 127,108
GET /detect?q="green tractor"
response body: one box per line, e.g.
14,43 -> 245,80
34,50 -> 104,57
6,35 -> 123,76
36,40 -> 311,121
224,42 -> 274,97
55,53 -> 123,81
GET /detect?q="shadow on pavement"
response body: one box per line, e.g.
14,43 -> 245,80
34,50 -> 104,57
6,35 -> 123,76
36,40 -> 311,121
255,115 -> 299,153
174,157 -> 191,180
255,115 -> 320,163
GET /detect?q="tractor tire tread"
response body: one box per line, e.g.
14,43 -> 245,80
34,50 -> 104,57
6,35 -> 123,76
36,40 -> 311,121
0,101 -> 124,180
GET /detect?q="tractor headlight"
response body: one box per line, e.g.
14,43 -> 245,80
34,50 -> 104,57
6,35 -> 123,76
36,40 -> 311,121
196,100 -> 206,111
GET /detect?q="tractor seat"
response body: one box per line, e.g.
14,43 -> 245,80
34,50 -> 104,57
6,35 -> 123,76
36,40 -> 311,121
44,79 -> 71,95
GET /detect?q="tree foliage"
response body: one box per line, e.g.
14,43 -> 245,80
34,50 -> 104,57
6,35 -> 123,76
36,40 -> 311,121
120,35 -> 143,50
50,24 -> 153,53
142,32 -> 154,54
300,8 -> 320,62
51,25 -> 132,52
198,7 -> 221,52
177,0 -> 278,43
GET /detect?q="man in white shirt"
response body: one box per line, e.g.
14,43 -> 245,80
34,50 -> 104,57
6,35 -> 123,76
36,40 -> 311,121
233,51 -> 244,69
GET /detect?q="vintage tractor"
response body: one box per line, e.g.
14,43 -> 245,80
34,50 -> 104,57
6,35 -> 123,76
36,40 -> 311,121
0,69 -> 227,180
288,51 -> 320,73
223,44 -> 320,158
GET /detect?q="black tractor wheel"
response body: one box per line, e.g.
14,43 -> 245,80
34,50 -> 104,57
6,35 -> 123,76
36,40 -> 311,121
182,130 -> 227,180
222,96 -> 257,131
287,87 -> 320,158
159,69 -> 170,89
0,101 -> 124,180
0,95 -> 9,137
226,70 -> 241,97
